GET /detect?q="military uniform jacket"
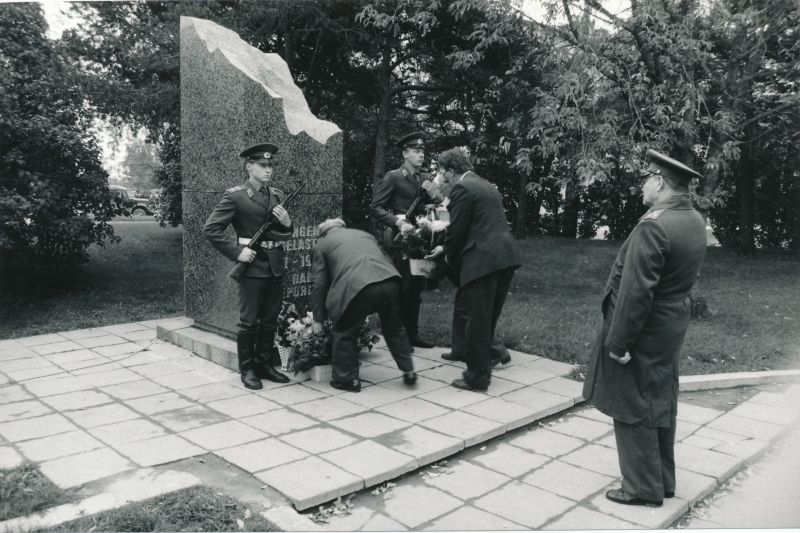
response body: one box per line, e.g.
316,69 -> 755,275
310,228 -> 400,323
203,182 -> 293,278
444,172 -> 520,287
582,195 -> 707,427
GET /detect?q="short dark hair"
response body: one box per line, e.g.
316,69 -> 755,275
437,148 -> 473,174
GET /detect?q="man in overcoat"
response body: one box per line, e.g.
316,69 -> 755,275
204,143 -> 292,390
310,218 -> 417,392
371,132 -> 442,349
582,149 -> 707,507
427,148 -> 520,391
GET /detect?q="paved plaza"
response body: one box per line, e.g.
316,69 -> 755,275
1,318 -> 799,531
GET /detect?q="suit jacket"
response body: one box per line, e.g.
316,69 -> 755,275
311,228 -> 400,323
444,172 -> 520,287
582,194 -> 707,427
203,182 -> 293,278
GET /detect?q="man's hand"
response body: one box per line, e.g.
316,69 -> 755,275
424,245 -> 445,260
272,205 -> 291,227
237,248 -> 257,263
609,350 -> 632,365
311,321 -> 323,335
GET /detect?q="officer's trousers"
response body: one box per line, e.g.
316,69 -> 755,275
613,417 -> 676,502
391,250 -> 426,339
331,279 -> 413,382
237,276 -> 283,366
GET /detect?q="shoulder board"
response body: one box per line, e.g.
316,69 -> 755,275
225,185 -> 247,194
642,209 -> 665,221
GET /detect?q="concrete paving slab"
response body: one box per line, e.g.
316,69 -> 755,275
240,409 -> 318,436
424,460 -> 510,500
0,413 -> 78,442
69,360 -> 123,375
89,418 -> 167,446
534,376 -> 584,401
39,447 -> 135,488
180,420 -> 268,450
379,375 -> 448,396
131,360 -> 195,379
44,348 -> 105,365
541,504 -> 643,530
60,328 -> 109,341
261,383 -> 330,405
676,401 -> 725,424
681,433 -> 723,449
56,356 -> 114,372
321,440 -> 417,487
330,412 -> 411,438
517,357 -> 576,377
112,351 -> 167,367
0,346 -> 36,362
481,376 -> 526,397
0,355 -> 54,373
0,384 -> 32,404
207,394 -> 282,418
545,414 -> 613,441
64,403 -> 140,429
376,424 -> 463,465
41,390 -> 114,411
507,427 -> 585,458
471,442 -> 550,477
0,446 -> 24,469
674,467 -> 718,503
559,443 -> 621,477
279,426 -> 358,454
674,442 -> 744,480
729,400 -> 799,426
587,490 -> 689,528
522,459 -> 615,501
75,367 -> 142,387
120,329 -> 158,341
256,456 -> 364,510
75,335 -> 127,349
291,395 -> 368,421
126,392 -> 197,415
16,430 -> 105,462
675,420 -> 701,440
24,375 -> 93,397
500,386 -> 574,418
116,434 -> 206,466
427,505 -> 526,531
374,397 -> 451,423
381,485 -> 463,528
4,365 -> 65,382
707,412 -> 785,440
317,506 -> 403,531
418,386 -> 488,410
474,480 -> 575,528
0,399 -> 51,421
336,382 -> 416,409
712,437 -> 770,460
100,379 -> 170,400
495,365 -> 554,385
18,333 -> 68,347
150,370 -> 219,390
595,433 -> 617,448
93,342 -> 144,357
102,322 -> 153,334
151,404 -> 230,432
31,340 -> 86,356
419,410 -> 506,448
216,437 -> 308,473
462,396 -> 541,431
361,363 -> 405,383
418,364 -> 465,383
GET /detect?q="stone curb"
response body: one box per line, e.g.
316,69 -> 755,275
680,369 -> 800,391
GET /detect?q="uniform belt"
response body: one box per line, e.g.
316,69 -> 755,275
238,237 -> 283,250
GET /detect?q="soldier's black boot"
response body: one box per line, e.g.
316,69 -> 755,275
237,332 -> 262,390
255,328 -> 289,384
407,305 -> 433,348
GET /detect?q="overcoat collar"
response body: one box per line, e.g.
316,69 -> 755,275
648,194 -> 693,213
401,160 -> 420,188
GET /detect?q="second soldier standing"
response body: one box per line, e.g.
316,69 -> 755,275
371,132 -> 441,349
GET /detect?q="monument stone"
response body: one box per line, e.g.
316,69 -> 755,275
180,16 -> 342,339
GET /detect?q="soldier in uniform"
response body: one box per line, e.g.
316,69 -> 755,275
371,131 -> 441,349
204,143 -> 292,390
582,149 -> 707,507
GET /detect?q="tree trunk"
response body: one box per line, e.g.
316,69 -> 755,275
737,148 -> 755,255
514,171 -> 529,238
562,178 -> 579,238
372,46 -> 392,189
790,177 -> 800,251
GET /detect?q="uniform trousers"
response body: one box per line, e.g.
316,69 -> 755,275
613,416 -> 677,502
456,267 -> 515,387
391,249 -> 426,339
332,279 -> 414,382
238,275 -> 283,367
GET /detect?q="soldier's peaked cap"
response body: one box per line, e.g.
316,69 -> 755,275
644,149 -> 702,184
397,131 -> 427,149
239,143 -> 278,162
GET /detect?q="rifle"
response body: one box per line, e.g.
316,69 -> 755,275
229,181 -> 307,282
389,184 -> 429,247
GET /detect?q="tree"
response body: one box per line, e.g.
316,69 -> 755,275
0,3 -> 118,286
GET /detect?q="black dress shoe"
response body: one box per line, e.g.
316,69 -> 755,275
411,337 -> 434,348
492,352 -> 511,366
605,489 -> 662,507
257,365 -> 289,383
451,378 -> 488,392
665,490 -> 675,498
330,379 -> 361,392
441,352 -> 466,362
240,369 -> 262,390
403,371 -> 417,385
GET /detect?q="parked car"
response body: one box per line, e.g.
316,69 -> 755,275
109,185 -> 153,216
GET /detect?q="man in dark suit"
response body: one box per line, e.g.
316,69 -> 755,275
310,218 -> 417,392
371,132 -> 442,349
204,143 -> 292,390
582,149 -> 707,507
427,148 -> 520,391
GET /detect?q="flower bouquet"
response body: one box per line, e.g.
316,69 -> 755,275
395,215 -> 448,277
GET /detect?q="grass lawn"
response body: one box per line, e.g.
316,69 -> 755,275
1,222 -> 798,376
0,464 -> 73,521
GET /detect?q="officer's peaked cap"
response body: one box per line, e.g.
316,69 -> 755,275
397,131 -> 427,149
240,143 -> 278,162
644,149 -> 702,185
